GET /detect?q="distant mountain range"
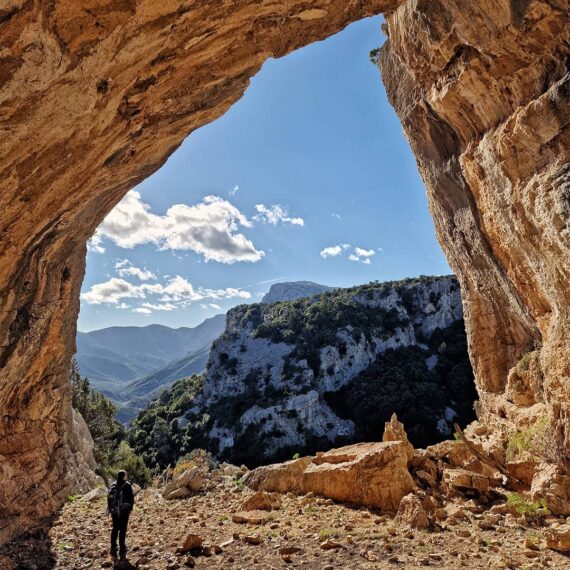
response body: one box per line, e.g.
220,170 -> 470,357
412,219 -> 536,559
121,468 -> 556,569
76,281 -> 333,421
76,315 -> 225,415
261,281 -> 333,303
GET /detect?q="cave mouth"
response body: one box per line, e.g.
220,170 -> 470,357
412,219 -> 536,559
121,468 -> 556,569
3,0 -> 563,549
75,17 -> 477,472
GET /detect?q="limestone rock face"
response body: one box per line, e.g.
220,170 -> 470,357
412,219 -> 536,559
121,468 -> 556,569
243,441 -> 415,512
0,0 -> 568,543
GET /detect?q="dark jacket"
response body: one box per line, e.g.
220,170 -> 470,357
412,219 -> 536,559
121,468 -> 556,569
108,480 -> 135,515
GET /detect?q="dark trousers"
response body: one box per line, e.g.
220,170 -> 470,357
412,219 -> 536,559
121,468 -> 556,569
111,512 -> 130,555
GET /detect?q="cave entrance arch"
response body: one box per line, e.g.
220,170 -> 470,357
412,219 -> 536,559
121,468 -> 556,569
0,0 -> 567,545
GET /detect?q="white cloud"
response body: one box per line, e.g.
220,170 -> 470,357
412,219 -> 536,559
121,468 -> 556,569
209,303 -> 222,310
254,204 -> 304,226
117,302 -> 130,309
229,185 -> 239,196
141,302 -> 177,311
133,307 -> 152,315
81,275 -> 251,313
320,243 -> 350,258
349,247 -> 376,264
80,278 -> 146,305
331,213 -> 341,219
114,259 -> 157,281
320,244 -> 376,264
96,191 -> 264,264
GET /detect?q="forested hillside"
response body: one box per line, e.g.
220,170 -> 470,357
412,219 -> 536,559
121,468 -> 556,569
127,276 -> 476,469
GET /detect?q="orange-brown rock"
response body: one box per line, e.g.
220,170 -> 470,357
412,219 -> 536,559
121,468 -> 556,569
180,533 -> 203,553
545,525 -> 570,553
531,463 -> 570,516
241,491 -> 282,512
383,413 -> 413,464
442,469 -> 490,493
243,441 -> 415,512
0,0 -> 568,544
396,493 -> 429,529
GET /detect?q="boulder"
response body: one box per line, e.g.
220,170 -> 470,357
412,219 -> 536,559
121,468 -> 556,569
165,487 -> 192,500
531,463 -> 570,515
442,468 -> 489,493
241,491 -> 282,512
383,414 -> 414,464
396,494 -> 429,529
180,533 -> 204,552
162,467 -> 203,500
80,487 -> 107,503
507,459 -> 537,486
545,525 -> 570,552
243,441 -> 415,512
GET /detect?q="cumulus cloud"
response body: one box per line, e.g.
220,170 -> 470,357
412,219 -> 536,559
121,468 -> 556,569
114,259 -> 157,281
209,303 -> 222,311
349,247 -> 376,264
331,213 -> 341,219
133,307 -> 152,315
229,185 -> 239,196
320,243 -> 350,258
253,204 -> 304,226
81,274 -> 251,314
96,191 -> 264,264
320,244 -> 376,264
81,278 -> 146,305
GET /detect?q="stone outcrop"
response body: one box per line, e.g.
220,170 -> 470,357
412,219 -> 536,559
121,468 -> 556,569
243,441 -> 415,512
162,468 -> 203,500
0,0 -> 568,543
396,493 -> 429,529
383,413 -> 414,464
546,525 -> 570,553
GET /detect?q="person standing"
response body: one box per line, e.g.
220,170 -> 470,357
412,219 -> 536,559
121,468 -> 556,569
107,470 -> 135,560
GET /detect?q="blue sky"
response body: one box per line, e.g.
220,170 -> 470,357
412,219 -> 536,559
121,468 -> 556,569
78,16 -> 451,332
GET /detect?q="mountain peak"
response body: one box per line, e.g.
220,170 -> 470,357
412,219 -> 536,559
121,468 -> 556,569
261,281 -> 334,304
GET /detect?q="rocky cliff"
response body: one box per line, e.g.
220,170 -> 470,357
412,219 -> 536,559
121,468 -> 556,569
130,276 -> 476,467
0,0 -> 568,544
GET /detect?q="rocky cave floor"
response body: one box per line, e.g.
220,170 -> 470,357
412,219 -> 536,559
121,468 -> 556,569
2,476 -> 570,570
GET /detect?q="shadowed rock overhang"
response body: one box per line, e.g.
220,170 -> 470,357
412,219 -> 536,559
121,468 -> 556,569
0,0 -> 568,545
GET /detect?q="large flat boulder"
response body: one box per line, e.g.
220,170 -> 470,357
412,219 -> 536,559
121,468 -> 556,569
243,441 -> 414,512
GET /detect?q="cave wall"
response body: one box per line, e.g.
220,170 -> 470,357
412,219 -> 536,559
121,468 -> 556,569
0,0 -> 568,544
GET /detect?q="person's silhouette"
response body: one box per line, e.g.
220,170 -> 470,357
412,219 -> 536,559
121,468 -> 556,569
107,470 -> 135,560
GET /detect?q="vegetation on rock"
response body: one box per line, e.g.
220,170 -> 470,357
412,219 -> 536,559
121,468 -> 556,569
70,359 -> 151,486
128,276 -> 475,469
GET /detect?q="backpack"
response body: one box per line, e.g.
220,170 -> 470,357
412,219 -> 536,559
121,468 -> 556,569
108,482 -> 129,517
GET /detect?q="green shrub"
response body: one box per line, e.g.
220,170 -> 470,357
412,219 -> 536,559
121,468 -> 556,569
108,441 -> 153,487
506,417 -> 551,462
507,493 -> 550,518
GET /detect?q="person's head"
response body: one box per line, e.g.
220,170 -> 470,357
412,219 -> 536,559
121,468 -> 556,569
117,470 -> 127,483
